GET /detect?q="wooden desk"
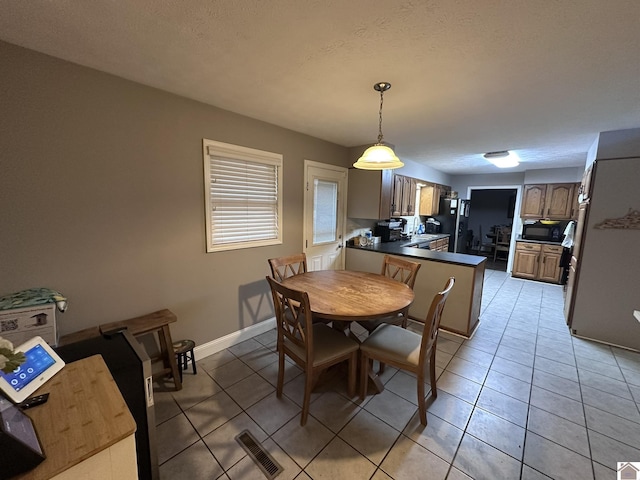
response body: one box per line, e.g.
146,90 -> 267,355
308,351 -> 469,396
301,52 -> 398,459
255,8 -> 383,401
280,270 -> 415,322
99,309 -> 182,391
15,355 -> 137,480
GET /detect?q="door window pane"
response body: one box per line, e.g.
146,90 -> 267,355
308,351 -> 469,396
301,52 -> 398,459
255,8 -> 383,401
313,179 -> 337,244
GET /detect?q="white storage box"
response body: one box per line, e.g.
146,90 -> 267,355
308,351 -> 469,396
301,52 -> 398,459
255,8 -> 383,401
0,304 -> 57,347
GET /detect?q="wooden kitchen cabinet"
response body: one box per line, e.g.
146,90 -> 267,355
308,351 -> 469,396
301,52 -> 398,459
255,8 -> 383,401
419,183 -> 441,216
391,174 -> 404,216
391,174 -> 417,216
512,241 -> 563,283
512,242 -> 541,279
402,176 -> 417,215
347,168 -> 393,219
538,244 -> 563,282
546,183 -> 576,219
520,183 -> 579,220
428,237 -> 449,252
520,184 -> 547,218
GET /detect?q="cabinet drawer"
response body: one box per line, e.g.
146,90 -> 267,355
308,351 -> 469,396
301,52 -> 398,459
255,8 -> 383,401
542,244 -> 563,254
516,242 -> 541,252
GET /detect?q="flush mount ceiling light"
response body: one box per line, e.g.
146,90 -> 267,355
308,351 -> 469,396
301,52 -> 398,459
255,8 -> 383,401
484,150 -> 520,168
353,82 -> 404,170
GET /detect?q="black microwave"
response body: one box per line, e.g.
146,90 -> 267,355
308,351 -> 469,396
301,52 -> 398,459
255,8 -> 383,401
522,223 -> 563,242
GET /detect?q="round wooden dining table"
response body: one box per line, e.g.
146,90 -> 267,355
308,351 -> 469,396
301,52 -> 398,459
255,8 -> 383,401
280,270 -> 415,394
279,270 -> 415,322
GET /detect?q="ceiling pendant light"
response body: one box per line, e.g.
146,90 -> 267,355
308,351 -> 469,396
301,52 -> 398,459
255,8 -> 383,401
353,82 -> 404,170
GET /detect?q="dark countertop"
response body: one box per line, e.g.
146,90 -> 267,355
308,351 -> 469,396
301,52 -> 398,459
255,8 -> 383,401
347,239 -> 487,267
515,236 -> 563,245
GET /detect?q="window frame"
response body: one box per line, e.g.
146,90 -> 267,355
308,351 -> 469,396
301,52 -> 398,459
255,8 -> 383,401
203,139 -> 283,253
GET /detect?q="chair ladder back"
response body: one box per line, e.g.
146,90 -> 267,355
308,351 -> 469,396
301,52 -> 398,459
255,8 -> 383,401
380,255 -> 421,289
420,277 -> 455,366
266,277 -> 312,354
268,253 -> 308,282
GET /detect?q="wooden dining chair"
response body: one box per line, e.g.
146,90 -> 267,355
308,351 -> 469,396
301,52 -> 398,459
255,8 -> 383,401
359,277 -> 455,425
493,226 -> 511,262
266,276 -> 359,426
359,255 -> 422,334
268,253 -> 332,326
268,253 -> 307,282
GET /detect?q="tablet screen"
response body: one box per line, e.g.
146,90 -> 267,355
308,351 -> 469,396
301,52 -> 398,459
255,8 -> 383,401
0,336 -> 65,403
0,345 -> 55,393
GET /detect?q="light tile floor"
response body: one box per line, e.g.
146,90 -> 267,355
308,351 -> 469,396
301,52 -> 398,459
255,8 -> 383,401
154,269 -> 640,480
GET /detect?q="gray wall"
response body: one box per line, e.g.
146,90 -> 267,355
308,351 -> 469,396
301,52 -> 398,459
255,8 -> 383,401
0,41 -> 350,344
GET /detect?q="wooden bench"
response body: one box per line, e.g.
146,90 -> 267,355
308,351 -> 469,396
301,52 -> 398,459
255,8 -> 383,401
60,309 -> 183,391
99,309 -> 182,391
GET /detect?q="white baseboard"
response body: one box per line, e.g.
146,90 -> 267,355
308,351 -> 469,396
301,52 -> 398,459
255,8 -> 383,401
193,317 -> 276,361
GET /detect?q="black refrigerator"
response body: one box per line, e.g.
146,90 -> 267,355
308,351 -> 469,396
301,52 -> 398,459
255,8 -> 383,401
435,197 -> 471,253
55,330 -> 158,480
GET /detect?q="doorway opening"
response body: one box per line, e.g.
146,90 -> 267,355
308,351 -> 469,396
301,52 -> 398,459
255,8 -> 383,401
466,185 -> 522,272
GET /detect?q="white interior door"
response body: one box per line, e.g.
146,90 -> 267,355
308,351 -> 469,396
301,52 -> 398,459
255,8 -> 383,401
303,160 -> 347,271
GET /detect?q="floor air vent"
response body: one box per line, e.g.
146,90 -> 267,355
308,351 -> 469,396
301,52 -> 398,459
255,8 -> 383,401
235,430 -> 283,479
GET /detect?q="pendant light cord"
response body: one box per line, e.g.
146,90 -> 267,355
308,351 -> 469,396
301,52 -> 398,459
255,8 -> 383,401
377,89 -> 385,144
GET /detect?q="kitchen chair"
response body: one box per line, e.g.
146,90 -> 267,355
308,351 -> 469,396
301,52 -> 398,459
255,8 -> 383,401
266,276 -> 359,426
359,255 -> 421,334
359,277 -> 455,425
268,253 -> 331,326
493,226 -> 511,262
268,253 -> 307,281
477,225 -> 495,256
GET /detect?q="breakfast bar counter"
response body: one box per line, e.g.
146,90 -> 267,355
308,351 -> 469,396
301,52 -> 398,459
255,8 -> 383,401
346,243 -> 485,338
349,240 -> 486,267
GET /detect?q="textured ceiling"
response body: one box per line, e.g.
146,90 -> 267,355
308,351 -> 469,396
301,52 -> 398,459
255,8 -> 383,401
1,0 -> 639,174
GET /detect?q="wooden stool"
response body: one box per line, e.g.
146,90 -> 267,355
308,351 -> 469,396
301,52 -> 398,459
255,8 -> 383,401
173,339 -> 196,381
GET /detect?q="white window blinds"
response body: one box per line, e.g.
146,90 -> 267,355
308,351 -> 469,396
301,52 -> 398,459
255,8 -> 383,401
203,140 -> 283,252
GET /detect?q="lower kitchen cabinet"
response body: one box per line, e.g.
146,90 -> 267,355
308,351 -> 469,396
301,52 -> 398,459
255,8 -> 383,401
538,244 -> 563,282
512,241 -> 563,283
429,237 -> 449,251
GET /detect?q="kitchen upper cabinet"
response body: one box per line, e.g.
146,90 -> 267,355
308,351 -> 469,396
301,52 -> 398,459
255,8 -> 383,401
402,176 -> 417,215
546,183 -> 575,219
391,174 -> 417,216
391,175 -> 404,216
419,183 -> 441,216
520,184 -> 547,218
347,168 -> 393,219
520,183 -> 578,220
512,241 -> 563,283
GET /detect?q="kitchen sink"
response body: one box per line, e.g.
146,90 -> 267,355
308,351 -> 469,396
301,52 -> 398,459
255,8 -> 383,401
403,241 -> 432,249
402,234 -> 444,249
